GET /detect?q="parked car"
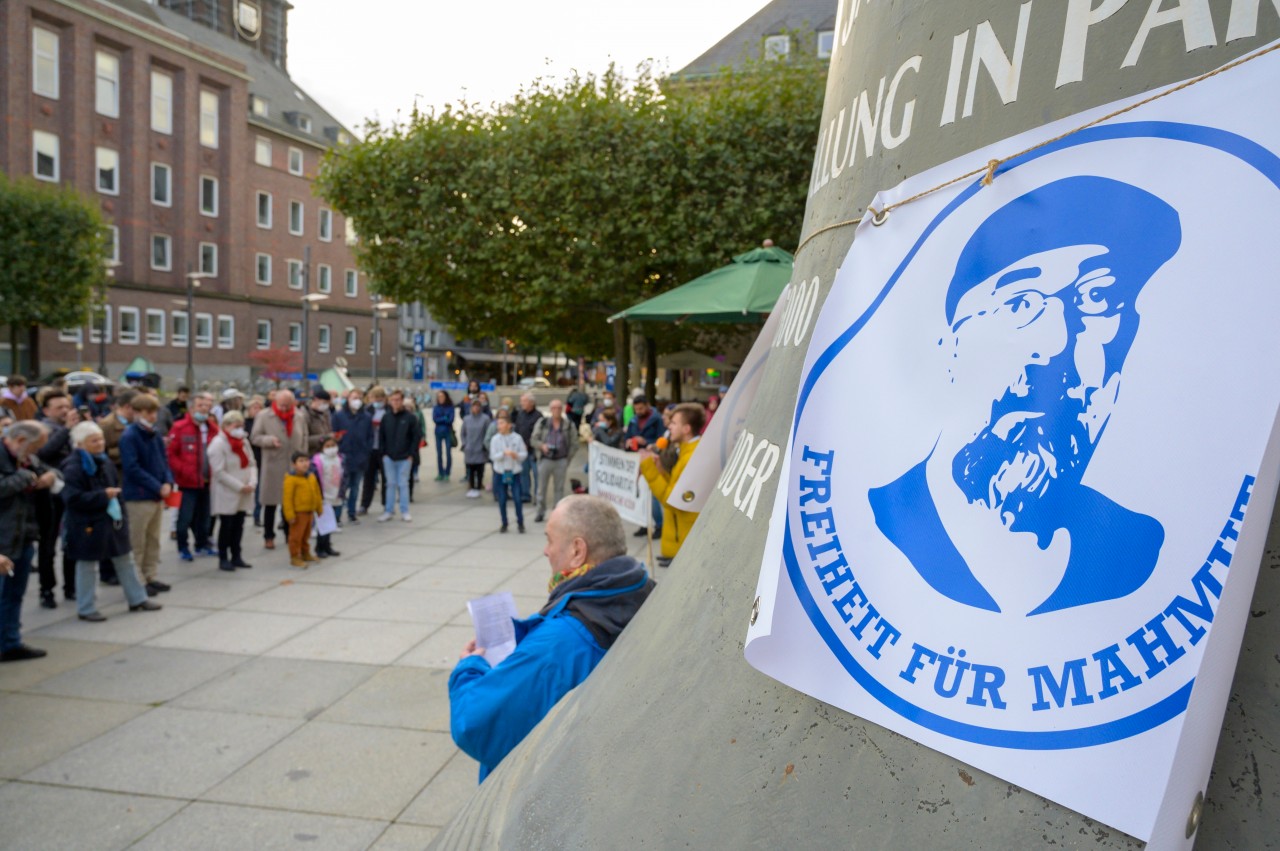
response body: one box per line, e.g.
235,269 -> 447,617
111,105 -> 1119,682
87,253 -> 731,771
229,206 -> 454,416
518,376 -> 552,389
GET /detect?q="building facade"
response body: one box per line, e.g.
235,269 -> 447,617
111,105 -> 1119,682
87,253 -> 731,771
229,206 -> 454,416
0,0 -> 392,389
674,0 -> 836,79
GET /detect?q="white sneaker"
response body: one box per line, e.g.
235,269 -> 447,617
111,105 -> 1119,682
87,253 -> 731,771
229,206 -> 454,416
377,512 -> 394,523
400,513 -> 411,522
465,489 -> 479,499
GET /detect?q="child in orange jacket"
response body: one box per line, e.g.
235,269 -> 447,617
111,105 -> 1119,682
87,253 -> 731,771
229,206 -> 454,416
282,452 -> 323,567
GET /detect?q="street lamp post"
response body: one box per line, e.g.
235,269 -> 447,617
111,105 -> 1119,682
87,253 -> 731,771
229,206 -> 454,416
184,267 -> 211,391
99,260 -> 121,375
299,246 -> 330,393
370,300 -> 396,384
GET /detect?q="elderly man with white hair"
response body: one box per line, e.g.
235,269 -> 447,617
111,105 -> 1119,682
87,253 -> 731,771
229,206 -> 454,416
0,420 -> 56,661
60,422 -> 162,622
251,388 -> 310,549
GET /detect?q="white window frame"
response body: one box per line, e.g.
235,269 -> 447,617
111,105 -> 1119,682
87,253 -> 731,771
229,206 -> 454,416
317,324 -> 331,354
151,162 -> 172,206
250,95 -> 269,117
288,147 -> 303,175
95,50 -> 119,118
297,115 -> 312,133
255,253 -> 272,285
151,233 -> 172,271
145,309 -> 166,346
344,269 -> 358,297
343,326 -> 356,355
318,208 -> 332,241
58,327 -> 83,344
255,136 -> 271,166
151,70 -> 172,134
90,305 -> 113,344
199,89 -> 219,148
288,321 -> 302,351
256,319 -> 271,349
317,264 -> 331,293
256,191 -> 273,228
817,30 -> 835,59
118,307 -> 140,345
33,27 -> 59,99
195,313 -> 213,349
289,200 -> 303,235
216,315 -> 234,349
96,147 -> 119,195
287,259 -> 303,289
764,34 -> 790,61
199,242 -> 218,277
171,311 -> 189,347
33,131 -> 59,181
106,225 -> 120,262
200,175 -> 218,217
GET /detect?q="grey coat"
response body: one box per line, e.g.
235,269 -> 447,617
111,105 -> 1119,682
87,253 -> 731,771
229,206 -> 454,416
250,408 -> 310,507
461,412 -> 492,466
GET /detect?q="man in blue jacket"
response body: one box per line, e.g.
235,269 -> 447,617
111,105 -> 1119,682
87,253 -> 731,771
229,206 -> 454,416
120,394 -> 175,596
331,388 -> 372,524
449,494 -> 655,781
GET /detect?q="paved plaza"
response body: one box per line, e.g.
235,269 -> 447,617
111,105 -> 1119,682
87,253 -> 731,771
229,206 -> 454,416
0,459 -> 642,850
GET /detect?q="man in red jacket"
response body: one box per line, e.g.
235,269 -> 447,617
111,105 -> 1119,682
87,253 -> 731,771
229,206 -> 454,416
166,392 -> 219,561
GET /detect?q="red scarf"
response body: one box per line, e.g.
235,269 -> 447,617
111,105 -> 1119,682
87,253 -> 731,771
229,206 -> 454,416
272,402 -> 295,437
226,434 -> 250,468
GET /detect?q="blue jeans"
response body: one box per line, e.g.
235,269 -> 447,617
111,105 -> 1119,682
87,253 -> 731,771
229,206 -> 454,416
434,427 -> 453,477
341,465 -> 365,519
383,456 -> 412,516
76,553 -> 149,615
0,543 -> 35,651
520,453 -> 537,503
496,471 -> 525,527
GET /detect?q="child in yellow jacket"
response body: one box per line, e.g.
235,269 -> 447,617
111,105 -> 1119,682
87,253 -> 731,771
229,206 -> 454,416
639,403 -> 705,565
283,452 -> 323,566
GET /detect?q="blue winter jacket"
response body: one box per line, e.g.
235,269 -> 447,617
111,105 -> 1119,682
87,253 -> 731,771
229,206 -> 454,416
119,422 -> 173,501
448,555 -> 655,782
432,402 -> 456,433
332,407 -> 373,472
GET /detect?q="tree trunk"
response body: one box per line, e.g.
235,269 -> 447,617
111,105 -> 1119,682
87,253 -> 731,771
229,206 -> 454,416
25,324 -> 40,379
671,368 -> 682,403
611,320 -> 629,402
644,336 -> 657,401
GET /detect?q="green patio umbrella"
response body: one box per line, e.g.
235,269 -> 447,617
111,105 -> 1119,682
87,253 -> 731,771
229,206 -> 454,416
608,241 -> 793,324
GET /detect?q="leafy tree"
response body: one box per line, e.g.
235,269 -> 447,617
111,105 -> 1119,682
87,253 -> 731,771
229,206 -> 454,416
248,345 -> 303,388
0,174 -> 109,374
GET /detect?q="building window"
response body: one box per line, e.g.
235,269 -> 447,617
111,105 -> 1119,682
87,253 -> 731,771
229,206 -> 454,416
429,329 -> 439,346
764,34 -> 790,61
344,327 -> 357,354
59,328 -> 83,344
145,309 -> 165,346
33,131 -> 59,181
255,136 -> 271,166
256,191 -> 272,228
95,51 -> 120,117
297,115 -> 312,133
344,269 -> 358,297
118,307 -> 140,345
317,264 -> 331,293
199,90 -> 219,148
195,313 -> 213,348
151,234 -> 172,271
318,208 -> 332,241
198,175 -> 218,216
817,30 -> 835,59
289,201 -> 303,235
288,322 -> 302,351
345,218 -> 358,246
287,259 -> 303,289
199,242 -> 218,276
255,253 -> 272,285
33,28 -> 59,99
288,147 -> 303,175
317,325 -> 331,354
250,94 -> 269,117
217,315 -> 234,348
171,311 -> 189,347
96,147 -> 119,195
151,70 -> 173,133
90,306 -> 112,344
151,162 -> 172,206
106,225 -> 120,262
256,319 -> 271,349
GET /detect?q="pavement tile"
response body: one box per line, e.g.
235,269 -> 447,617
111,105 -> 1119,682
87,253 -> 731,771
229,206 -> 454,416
31,646 -> 247,704
396,567 -> 511,595
0,638 -> 123,692
143,610 -> 320,655
398,751 -> 481,826
372,823 -> 440,849
433,512 -> 514,531
170,657 -> 378,719
338,588 -> 473,625
266,618 -> 436,666
154,576 -> 279,610
317,666 -> 451,732
433,547 -> 544,571
355,543 -> 460,565
292,558 -> 425,588
397,528 -> 487,548
0,693 -> 148,778
230,582 -> 376,617
203,722 -> 455,821
394,625 -> 475,670
512,594 -> 548,617
23,706 -> 301,798
30,605 -> 210,646
0,782 -> 185,851
130,801 -> 388,851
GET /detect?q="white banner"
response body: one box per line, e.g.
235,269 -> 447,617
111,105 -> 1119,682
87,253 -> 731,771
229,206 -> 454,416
746,44 -> 1280,846
588,441 -> 652,527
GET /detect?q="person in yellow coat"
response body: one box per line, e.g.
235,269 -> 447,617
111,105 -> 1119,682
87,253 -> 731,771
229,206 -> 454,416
282,451 -> 323,567
639,403 -> 706,567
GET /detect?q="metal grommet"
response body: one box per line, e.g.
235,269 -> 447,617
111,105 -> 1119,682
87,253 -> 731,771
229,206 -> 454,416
750,596 -> 761,626
870,208 -> 889,227
681,490 -> 695,503
1185,790 -> 1204,838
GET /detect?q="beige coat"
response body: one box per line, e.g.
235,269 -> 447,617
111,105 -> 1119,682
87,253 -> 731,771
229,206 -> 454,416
209,433 -> 258,516
250,407 -> 310,506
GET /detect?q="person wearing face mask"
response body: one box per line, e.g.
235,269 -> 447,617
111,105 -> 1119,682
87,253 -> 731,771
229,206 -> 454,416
310,436 -> 344,557
92,389 -> 138,588
359,386 -> 389,516
35,389 -> 76,608
250,388 -> 310,550
208,411 -> 258,572
120,393 -> 175,595
305,388 -> 335,455
73,382 -> 113,420
0,420 -> 55,661
167,391 -> 220,561
60,422 -> 162,622
332,389 -> 371,524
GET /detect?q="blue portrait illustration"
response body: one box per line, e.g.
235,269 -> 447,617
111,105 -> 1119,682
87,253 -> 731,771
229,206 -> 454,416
868,175 -> 1182,616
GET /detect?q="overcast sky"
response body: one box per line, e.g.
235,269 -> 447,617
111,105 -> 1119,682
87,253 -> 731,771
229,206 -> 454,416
287,0 -> 770,132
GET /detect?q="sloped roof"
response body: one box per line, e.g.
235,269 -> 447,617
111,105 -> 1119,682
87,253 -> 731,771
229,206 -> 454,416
676,0 -> 836,79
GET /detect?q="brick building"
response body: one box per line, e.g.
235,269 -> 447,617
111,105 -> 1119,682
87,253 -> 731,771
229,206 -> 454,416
0,0 -> 395,389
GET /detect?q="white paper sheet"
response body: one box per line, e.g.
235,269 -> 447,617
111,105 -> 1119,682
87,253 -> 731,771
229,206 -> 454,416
468,591 -> 520,666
